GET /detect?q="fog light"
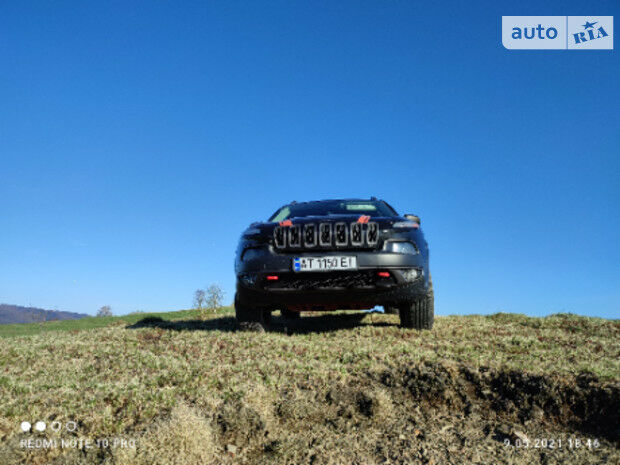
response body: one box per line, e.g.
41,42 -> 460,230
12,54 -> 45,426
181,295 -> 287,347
240,274 -> 257,286
402,269 -> 420,282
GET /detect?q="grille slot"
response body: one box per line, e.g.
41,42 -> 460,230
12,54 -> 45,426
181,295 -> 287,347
288,225 -> 301,247
335,222 -> 348,246
319,223 -> 332,246
304,224 -> 316,247
366,222 -> 379,246
350,222 -> 363,246
274,226 -> 286,248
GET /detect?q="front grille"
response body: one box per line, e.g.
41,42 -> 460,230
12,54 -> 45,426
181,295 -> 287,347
265,271 -> 376,290
274,221 -> 378,250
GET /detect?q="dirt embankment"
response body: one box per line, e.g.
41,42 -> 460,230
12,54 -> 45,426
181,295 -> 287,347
166,361 -> 619,465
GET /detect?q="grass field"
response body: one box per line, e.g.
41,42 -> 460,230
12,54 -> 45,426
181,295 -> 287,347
0,309 -> 618,464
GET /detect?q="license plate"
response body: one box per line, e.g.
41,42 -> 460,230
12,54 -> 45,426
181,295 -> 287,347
293,256 -> 357,272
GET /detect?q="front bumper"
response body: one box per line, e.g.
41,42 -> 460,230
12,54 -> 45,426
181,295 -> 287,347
239,248 -> 425,272
236,249 -> 428,310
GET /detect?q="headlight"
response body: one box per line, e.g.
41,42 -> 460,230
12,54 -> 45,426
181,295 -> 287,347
392,221 -> 419,229
241,247 -> 266,261
384,241 -> 419,255
243,228 -> 262,237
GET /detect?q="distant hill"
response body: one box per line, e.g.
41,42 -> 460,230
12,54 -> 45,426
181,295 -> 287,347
0,304 -> 89,324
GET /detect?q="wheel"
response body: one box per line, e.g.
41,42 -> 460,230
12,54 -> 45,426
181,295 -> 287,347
235,293 -> 271,327
426,273 -> 434,323
399,275 -> 434,329
383,305 -> 399,314
281,309 -> 301,320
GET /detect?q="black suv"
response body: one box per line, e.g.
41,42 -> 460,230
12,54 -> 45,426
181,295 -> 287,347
234,198 -> 433,329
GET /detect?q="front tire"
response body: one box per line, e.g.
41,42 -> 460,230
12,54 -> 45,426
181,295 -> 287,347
383,305 -> 399,315
399,275 -> 434,329
235,293 -> 271,327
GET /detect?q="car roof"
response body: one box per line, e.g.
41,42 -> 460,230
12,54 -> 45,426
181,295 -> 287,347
286,198 -> 380,206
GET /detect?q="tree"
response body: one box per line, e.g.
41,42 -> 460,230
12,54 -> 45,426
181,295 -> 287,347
97,305 -> 113,317
193,289 -> 206,310
202,284 -> 224,319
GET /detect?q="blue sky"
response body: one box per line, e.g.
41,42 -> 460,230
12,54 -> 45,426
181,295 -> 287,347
1,1 -> 618,318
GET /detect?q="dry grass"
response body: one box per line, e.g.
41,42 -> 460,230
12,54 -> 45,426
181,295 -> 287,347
114,403 -> 217,465
0,310 -> 618,464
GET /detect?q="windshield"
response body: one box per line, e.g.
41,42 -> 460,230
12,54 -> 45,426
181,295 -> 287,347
269,200 -> 398,222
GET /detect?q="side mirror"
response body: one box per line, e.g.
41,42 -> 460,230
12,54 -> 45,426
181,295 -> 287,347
404,214 -> 421,225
